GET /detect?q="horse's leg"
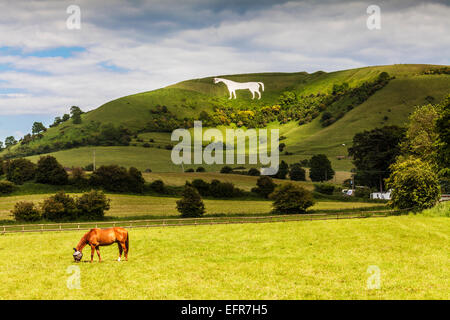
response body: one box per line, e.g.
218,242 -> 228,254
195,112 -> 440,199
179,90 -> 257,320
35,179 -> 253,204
121,242 -> 128,261
233,91 -> 236,99
95,246 -> 102,263
257,90 -> 261,100
117,243 -> 123,261
90,245 -> 95,263
229,90 -> 233,100
251,90 -> 255,100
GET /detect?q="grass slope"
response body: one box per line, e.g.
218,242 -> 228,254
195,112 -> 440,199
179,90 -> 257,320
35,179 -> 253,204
3,64 -> 449,173
0,216 -> 448,299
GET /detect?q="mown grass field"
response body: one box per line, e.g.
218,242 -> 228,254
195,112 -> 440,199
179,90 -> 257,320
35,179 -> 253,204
0,215 -> 448,299
0,192 -> 385,221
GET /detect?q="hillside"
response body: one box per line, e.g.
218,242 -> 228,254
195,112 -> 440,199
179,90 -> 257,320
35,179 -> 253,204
1,64 -> 449,172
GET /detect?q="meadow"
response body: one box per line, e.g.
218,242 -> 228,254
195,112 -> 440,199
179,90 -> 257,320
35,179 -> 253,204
0,215 -> 448,299
0,192 -> 384,221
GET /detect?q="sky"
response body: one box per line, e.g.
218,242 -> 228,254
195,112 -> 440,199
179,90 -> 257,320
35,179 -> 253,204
0,0 -> 449,142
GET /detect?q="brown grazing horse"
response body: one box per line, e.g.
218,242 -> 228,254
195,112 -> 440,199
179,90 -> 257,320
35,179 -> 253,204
73,227 -> 129,263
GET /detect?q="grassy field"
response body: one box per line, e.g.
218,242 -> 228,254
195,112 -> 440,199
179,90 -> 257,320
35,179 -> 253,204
0,193 -> 385,221
0,215 -> 448,299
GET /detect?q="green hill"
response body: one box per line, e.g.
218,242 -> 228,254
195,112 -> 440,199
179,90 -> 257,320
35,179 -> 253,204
1,64 -> 449,172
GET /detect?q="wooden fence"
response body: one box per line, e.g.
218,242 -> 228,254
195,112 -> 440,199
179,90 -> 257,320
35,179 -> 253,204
0,209 -> 400,235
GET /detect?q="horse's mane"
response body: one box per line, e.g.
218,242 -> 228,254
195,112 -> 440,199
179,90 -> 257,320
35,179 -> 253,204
76,231 -> 91,251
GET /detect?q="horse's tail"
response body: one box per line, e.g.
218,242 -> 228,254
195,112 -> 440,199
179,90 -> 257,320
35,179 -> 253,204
258,82 -> 264,91
125,232 -> 129,252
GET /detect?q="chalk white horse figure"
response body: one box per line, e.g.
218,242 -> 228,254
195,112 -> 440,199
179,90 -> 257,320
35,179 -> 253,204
214,78 -> 264,100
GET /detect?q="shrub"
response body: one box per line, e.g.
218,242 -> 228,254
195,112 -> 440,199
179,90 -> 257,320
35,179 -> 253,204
309,154 -> 335,182
273,160 -> 289,179
150,179 -> 166,193
253,176 -> 276,198
248,168 -> 260,176
70,167 -> 88,187
41,191 -> 78,221
354,187 -> 372,199
314,183 -> 335,195
11,201 -> 41,222
196,167 -> 206,172
83,163 -> 94,171
185,168 -> 195,172
289,164 -> 306,181
220,166 -> 233,174
144,168 -> 152,173
5,158 -> 36,185
0,180 -> 16,195
128,167 -> 145,193
191,179 -> 210,196
76,190 -> 111,220
35,156 -> 68,185
386,157 -> 440,210
270,183 -> 314,214
143,143 -> 151,148
89,165 -> 144,193
210,180 -> 235,198
176,185 -> 205,217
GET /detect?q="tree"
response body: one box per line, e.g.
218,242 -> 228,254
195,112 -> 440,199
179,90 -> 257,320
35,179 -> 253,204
270,183 -> 314,214
385,157 -> 440,210
273,160 -> 289,179
62,114 -> 70,122
309,154 -> 335,182
35,156 -> 68,185
70,106 -> 83,124
0,141 -> 3,151
76,190 -> 111,220
5,136 -> 17,148
176,185 -> 205,218
41,191 -> 78,221
289,163 -> 306,181
348,126 -> 405,190
5,158 -> 36,185
253,176 -> 276,198
11,202 -> 41,222
401,104 -> 439,164
32,122 -> 46,135
435,95 -> 450,178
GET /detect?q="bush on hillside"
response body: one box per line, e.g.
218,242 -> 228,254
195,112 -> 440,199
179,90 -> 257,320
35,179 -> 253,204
11,201 -> 41,222
5,158 -> 36,185
35,156 -> 68,185
386,157 -> 440,210
41,191 -> 78,221
220,166 -> 233,174
0,180 -> 16,195
314,183 -> 335,195
76,190 -> 111,220
196,167 -> 206,172
89,165 -> 145,193
149,179 -> 166,193
247,168 -> 261,176
289,163 -> 306,181
270,183 -> 314,214
309,154 -> 335,182
176,185 -> 205,218
70,167 -> 89,187
252,176 -> 276,198
191,179 -> 210,196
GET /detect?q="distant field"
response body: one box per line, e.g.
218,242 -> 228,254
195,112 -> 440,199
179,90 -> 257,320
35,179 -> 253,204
0,193 -> 385,220
0,216 -> 448,299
